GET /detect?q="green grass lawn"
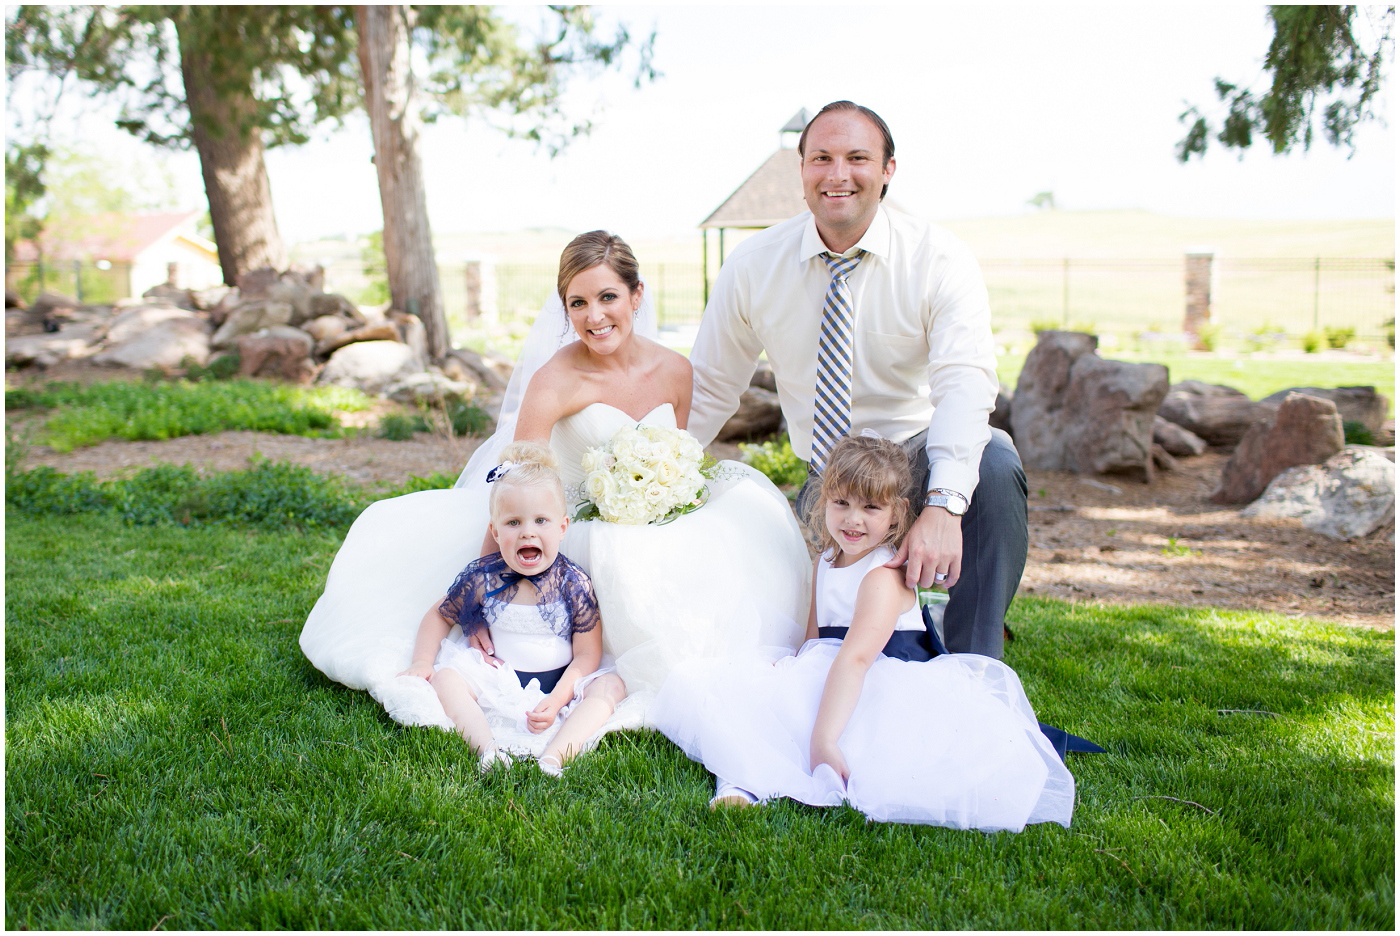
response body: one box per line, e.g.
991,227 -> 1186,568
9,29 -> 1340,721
7,512 -> 1393,929
996,352 -> 1395,415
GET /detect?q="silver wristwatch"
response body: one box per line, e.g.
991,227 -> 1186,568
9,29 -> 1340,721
924,488 -> 968,516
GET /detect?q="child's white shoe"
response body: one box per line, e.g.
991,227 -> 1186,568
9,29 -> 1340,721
478,747 -> 513,774
537,754 -> 564,778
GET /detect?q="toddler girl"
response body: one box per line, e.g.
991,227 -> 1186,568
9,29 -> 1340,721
401,441 -> 626,773
651,434 -> 1075,830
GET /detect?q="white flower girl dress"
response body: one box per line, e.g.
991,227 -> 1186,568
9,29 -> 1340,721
649,545 -> 1076,831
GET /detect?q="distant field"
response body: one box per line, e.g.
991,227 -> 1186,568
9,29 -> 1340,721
293,212 -> 1394,342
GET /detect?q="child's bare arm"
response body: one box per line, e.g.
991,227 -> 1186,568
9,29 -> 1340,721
803,557 -> 821,642
399,602 -> 453,680
809,567 -> 910,779
527,623 -> 604,733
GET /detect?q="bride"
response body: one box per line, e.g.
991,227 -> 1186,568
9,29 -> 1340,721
300,231 -> 811,742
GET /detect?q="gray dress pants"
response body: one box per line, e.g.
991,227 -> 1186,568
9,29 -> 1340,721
797,428 -> 1028,659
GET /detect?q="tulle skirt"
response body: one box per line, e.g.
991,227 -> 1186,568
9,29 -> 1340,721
649,640 -> 1076,831
433,635 -> 615,756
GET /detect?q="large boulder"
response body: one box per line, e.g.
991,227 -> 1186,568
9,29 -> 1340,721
1258,385 -> 1389,432
1158,381 -> 1269,448
1242,447 -> 1395,540
384,371 -> 476,405
316,340 -> 423,397
29,291 -> 81,319
104,302 -> 191,345
142,283 -> 198,311
717,387 -> 784,442
1153,415 -> 1208,457
750,361 -> 777,393
209,299 -> 296,349
301,314 -> 351,346
387,310 -> 428,361
237,325 -> 318,384
1010,330 -> 1169,481
442,348 -> 511,392
1210,393 -> 1344,504
316,322 -> 399,357
990,384 -> 1013,436
5,325 -> 105,368
234,266 -> 324,325
308,292 -> 366,326
189,284 -> 236,313
93,309 -> 212,370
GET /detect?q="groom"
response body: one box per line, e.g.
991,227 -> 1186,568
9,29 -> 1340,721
687,100 -> 1028,660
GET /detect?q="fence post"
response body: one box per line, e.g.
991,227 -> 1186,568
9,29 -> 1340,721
702,230 -> 709,306
1061,257 -> 1069,326
1312,256 -> 1320,331
464,260 -> 482,321
1183,251 -> 1213,350
73,259 -> 83,304
657,263 -> 666,324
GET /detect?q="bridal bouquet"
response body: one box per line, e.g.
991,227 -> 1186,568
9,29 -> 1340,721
573,424 -> 718,525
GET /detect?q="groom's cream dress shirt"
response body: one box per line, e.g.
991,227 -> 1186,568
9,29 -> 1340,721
688,205 -> 999,501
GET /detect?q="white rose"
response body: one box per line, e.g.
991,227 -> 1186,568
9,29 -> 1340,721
585,468 -> 616,504
653,457 -> 680,486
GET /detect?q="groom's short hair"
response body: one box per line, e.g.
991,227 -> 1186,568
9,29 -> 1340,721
797,100 -> 896,200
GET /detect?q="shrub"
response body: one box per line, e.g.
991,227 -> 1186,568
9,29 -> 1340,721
1247,322 -> 1287,352
1324,326 -> 1355,350
377,412 -> 428,440
1194,324 -> 1221,351
8,379 -> 368,451
1029,319 -> 1061,336
446,401 -> 491,437
1384,317 -> 1394,349
1343,421 -> 1375,446
180,353 -> 242,381
739,439 -> 807,487
1301,331 -> 1324,353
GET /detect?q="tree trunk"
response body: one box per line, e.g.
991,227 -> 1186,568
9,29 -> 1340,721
175,15 -> 288,285
355,5 -> 448,362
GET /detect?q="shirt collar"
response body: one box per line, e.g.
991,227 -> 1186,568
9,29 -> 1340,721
799,205 -> 891,263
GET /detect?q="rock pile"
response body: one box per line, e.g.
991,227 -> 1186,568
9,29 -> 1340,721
4,268 -> 511,406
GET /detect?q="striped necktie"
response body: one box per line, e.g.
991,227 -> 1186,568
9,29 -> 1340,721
811,250 -> 864,473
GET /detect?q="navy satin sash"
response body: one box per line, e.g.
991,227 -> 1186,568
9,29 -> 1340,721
815,602 -> 950,662
515,663 -> 568,694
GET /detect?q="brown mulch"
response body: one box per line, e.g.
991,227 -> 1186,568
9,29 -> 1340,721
8,362 -> 1393,631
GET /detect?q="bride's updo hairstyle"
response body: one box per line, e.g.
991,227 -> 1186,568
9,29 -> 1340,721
489,440 -> 567,519
806,434 -> 914,556
556,230 -> 642,303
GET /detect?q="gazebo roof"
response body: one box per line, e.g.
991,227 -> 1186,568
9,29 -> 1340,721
699,148 -> 806,230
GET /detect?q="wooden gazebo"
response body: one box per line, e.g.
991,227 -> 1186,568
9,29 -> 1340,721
699,109 -> 809,302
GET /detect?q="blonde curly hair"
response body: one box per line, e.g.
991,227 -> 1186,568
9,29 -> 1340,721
488,440 -> 566,519
803,434 -> 914,557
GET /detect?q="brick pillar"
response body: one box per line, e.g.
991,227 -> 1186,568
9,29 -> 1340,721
1183,251 -> 1213,350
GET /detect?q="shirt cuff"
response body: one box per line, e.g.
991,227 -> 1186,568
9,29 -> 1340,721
925,458 -> 978,503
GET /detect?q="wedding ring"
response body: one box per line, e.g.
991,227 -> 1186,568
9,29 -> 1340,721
934,572 -> 948,582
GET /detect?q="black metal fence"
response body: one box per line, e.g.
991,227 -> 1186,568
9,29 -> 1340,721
10,255 -> 1393,344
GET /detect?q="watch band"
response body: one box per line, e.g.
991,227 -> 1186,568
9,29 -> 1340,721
926,488 -> 967,507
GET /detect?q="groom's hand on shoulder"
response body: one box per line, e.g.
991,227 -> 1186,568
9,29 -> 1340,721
886,507 -> 963,590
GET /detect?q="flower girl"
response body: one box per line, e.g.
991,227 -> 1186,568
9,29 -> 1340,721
650,434 -> 1075,830
400,441 -> 626,773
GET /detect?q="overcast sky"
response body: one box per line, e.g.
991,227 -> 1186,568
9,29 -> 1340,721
20,3 -> 1398,243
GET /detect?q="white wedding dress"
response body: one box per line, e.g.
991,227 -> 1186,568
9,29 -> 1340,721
298,402 -> 811,744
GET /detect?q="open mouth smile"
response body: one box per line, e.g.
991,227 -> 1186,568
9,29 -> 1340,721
588,325 -> 615,337
516,546 -> 544,565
